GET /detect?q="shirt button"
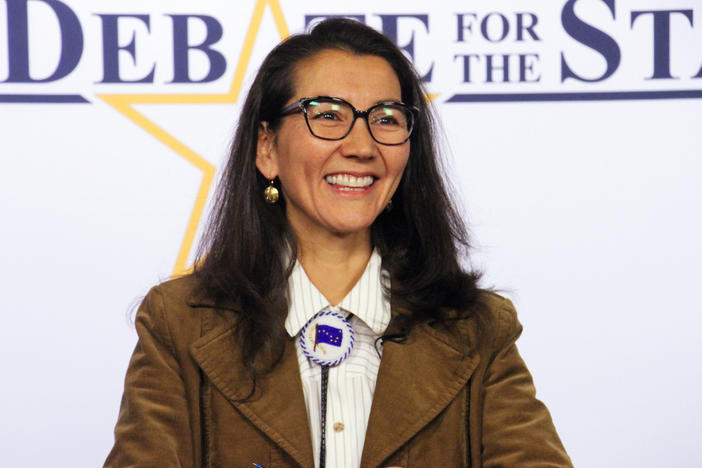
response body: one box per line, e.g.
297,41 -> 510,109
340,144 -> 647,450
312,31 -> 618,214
333,422 -> 344,432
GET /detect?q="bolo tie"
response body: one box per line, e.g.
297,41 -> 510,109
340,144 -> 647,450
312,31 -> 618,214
299,309 -> 355,468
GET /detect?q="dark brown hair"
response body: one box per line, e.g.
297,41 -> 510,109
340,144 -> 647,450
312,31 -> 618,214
194,18 -> 487,385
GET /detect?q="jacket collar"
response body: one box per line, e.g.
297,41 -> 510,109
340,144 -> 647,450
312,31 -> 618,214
190,320 -> 316,467
361,319 -> 480,467
188,300 -> 481,468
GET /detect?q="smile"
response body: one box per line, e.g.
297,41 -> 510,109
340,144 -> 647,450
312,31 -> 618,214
324,174 -> 376,191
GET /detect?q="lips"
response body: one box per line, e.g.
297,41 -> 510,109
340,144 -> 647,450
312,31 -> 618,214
324,174 -> 376,190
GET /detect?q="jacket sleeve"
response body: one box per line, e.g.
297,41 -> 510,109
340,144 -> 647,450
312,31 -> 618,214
479,297 -> 573,468
104,286 -> 194,468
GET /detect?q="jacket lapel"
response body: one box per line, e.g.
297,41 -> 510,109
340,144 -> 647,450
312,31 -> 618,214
190,322 -> 314,468
187,298 -> 480,468
360,321 -> 481,468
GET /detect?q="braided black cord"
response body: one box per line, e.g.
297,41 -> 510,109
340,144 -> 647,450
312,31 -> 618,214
319,365 -> 329,468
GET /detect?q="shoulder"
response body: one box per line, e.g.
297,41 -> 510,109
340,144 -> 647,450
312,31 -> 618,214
142,273 -> 239,314
145,274 -> 201,305
480,290 -> 522,343
137,276 -> 200,326
474,292 -> 573,466
134,275 -> 236,350
420,290 -> 521,356
442,290 -> 522,355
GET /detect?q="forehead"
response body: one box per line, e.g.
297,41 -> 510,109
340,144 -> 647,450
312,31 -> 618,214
291,49 -> 402,104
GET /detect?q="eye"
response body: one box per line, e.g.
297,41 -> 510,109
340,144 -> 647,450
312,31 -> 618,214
312,110 -> 342,121
375,114 -> 400,126
307,101 -> 350,126
370,106 -> 406,128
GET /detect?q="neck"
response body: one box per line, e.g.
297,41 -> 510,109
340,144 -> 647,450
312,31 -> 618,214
295,230 -> 372,307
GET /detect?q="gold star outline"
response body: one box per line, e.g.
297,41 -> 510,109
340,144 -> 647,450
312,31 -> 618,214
97,0 -> 289,275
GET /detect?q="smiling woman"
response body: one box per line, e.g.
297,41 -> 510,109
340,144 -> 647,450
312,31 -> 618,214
105,18 -> 572,468
256,50 -> 411,253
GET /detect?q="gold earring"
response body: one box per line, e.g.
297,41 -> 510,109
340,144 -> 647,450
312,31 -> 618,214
385,199 -> 393,212
264,179 -> 279,204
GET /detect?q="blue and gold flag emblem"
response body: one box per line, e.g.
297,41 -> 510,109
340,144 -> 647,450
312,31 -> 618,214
315,324 -> 343,348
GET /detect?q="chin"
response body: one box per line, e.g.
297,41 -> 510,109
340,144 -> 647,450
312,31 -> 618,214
326,218 -> 376,236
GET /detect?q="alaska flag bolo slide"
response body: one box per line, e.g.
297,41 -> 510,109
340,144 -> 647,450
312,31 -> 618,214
299,308 -> 355,468
299,309 -> 354,367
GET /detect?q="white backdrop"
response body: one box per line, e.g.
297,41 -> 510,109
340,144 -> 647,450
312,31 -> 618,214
1,0 -> 700,466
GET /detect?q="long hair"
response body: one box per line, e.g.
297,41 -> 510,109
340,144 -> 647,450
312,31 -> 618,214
194,18 -> 488,383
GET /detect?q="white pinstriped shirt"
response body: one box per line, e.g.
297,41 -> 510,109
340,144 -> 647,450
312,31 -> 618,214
284,250 -> 391,468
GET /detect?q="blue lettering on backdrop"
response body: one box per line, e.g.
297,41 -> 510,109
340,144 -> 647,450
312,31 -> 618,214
453,11 -> 542,84
3,0 -> 83,83
2,2 -> 701,104
169,15 -> 226,83
98,14 -> 155,83
560,0 -> 620,83
377,14 -> 433,81
454,53 -> 541,83
481,12 -> 510,43
630,9 -> 693,80
485,54 -> 509,82
305,14 -> 433,82
450,0 -> 702,103
454,54 -> 480,83
456,13 -> 478,42
456,12 -> 540,43
516,13 -> 540,41
519,53 -> 540,82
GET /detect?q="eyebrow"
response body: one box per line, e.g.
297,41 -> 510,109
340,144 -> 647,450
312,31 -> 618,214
311,96 -> 405,106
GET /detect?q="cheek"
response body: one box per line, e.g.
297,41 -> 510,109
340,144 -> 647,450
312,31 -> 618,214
275,141 -> 328,191
389,148 -> 410,178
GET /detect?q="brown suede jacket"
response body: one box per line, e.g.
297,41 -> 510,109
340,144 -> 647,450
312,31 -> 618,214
105,276 -> 572,467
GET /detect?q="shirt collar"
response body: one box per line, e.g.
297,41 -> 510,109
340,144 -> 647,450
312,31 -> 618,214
284,249 -> 391,337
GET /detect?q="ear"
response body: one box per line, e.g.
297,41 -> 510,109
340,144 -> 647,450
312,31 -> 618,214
256,122 -> 278,179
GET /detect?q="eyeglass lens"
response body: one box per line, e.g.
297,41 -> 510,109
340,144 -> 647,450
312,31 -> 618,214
304,98 -> 412,144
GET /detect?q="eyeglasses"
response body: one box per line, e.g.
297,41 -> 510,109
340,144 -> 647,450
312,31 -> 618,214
279,96 -> 419,146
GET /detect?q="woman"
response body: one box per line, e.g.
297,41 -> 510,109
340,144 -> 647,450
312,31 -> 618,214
105,18 -> 572,468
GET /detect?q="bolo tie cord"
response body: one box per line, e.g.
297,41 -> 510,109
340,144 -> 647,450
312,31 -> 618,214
318,313 -> 351,468
319,365 -> 329,468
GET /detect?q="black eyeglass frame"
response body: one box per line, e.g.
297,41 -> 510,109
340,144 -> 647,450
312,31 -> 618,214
278,96 -> 420,146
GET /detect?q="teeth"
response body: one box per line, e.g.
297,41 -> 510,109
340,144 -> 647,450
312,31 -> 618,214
325,174 -> 375,188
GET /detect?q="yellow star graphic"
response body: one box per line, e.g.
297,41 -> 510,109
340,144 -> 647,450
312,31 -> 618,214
98,0 -> 289,276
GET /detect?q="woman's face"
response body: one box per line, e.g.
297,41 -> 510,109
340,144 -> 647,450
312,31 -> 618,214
256,49 -> 410,240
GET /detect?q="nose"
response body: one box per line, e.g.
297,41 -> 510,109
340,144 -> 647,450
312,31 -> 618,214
340,116 -> 377,159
